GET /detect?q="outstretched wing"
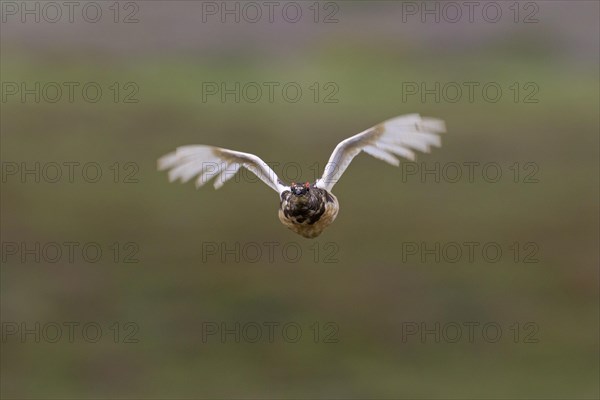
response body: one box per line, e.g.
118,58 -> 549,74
158,145 -> 287,194
315,114 -> 446,192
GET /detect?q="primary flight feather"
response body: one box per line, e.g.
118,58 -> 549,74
158,114 -> 446,238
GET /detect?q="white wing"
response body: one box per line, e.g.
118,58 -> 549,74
158,145 -> 287,194
315,114 -> 446,192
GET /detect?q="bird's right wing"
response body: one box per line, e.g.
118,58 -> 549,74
158,145 -> 287,194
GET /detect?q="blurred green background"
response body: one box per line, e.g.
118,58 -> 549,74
1,1 -> 598,399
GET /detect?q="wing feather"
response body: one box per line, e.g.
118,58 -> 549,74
315,114 -> 445,192
158,145 -> 286,194
213,163 -> 241,190
363,145 -> 400,166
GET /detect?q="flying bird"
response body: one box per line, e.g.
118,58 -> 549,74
158,114 -> 445,238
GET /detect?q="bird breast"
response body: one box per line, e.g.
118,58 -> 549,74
278,189 -> 339,238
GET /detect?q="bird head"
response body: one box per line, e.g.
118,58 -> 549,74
290,181 -> 310,196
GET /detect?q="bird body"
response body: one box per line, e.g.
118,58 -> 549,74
278,183 -> 339,238
158,114 -> 445,238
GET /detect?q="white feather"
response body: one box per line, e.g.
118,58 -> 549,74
158,145 -> 286,194
158,114 -> 445,195
363,145 -> 400,166
315,114 -> 445,192
214,163 -> 241,189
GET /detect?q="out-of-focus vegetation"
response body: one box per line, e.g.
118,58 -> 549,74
1,2 -> 598,399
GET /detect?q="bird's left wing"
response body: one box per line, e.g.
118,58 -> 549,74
315,114 -> 446,192
158,145 -> 287,194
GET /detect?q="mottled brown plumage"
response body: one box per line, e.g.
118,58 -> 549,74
278,183 -> 339,238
